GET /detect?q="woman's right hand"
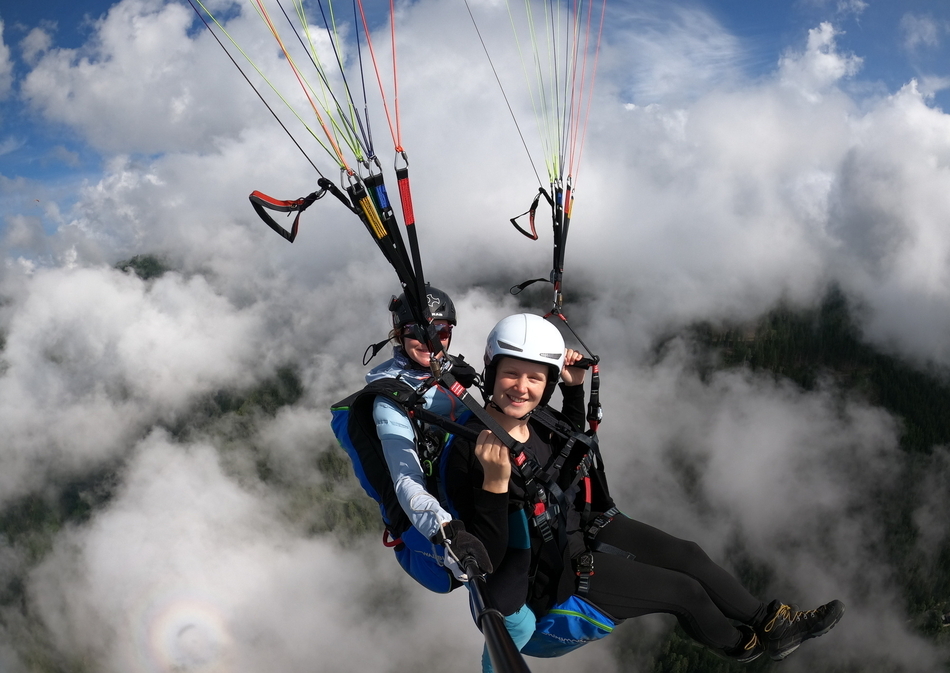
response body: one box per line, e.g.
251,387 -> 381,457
475,429 -> 511,494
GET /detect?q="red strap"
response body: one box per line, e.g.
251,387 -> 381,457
397,173 -> 415,227
509,190 -> 542,240
249,190 -> 313,212
382,529 -> 402,548
248,189 -> 322,243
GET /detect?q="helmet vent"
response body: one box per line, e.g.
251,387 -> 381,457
540,352 -> 561,360
497,340 -> 524,352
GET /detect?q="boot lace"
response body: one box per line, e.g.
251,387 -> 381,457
764,603 -> 824,632
743,632 -> 760,652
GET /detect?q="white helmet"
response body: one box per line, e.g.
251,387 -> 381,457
483,314 -> 565,406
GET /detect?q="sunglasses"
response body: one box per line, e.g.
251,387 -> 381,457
402,323 -> 453,341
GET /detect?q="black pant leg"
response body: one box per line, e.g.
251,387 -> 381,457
595,515 -> 767,623
584,552 -> 743,651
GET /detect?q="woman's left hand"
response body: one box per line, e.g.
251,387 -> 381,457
561,348 -> 587,387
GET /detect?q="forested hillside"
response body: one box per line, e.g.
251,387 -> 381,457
629,288 -> 950,673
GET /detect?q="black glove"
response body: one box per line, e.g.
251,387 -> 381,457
447,354 -> 478,388
433,519 -> 493,578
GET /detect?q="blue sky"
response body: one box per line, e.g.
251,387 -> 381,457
703,0 -> 950,105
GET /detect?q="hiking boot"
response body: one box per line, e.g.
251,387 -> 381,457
725,625 -> 764,663
760,599 -> 845,661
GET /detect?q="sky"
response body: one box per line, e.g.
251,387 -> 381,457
1,0 -> 950,671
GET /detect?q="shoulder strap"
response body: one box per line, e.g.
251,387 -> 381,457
332,376 -> 418,410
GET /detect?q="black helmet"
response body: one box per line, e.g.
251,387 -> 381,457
389,284 -> 457,328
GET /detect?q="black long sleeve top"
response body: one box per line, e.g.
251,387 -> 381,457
444,383 -> 615,615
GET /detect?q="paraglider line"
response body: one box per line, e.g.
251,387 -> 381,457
185,0 -> 323,176
274,0 -> 370,161
464,0 -> 543,188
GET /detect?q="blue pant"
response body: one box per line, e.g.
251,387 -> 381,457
480,604 -> 536,673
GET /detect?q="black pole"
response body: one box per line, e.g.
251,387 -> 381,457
463,559 -> 533,673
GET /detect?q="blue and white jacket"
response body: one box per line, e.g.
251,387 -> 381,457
366,347 -> 465,541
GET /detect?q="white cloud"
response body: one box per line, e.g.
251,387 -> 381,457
826,80 -> 950,364
20,26 -> 53,66
3,214 -> 49,252
607,3 -> 746,104
779,22 -> 862,102
917,74 -> 950,99
0,18 -> 13,100
27,431 -> 484,673
20,0 -> 284,154
48,144 -> 81,167
900,13 -> 944,51
0,264 -> 266,505
836,0 -> 868,18
0,135 -> 24,156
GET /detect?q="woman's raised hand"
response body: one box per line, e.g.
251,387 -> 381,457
561,348 -> 587,387
474,429 -> 511,494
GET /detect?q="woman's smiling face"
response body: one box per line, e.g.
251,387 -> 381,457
492,356 -> 549,418
401,319 -> 452,367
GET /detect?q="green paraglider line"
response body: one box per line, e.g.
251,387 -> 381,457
188,0 -> 346,170
463,0 -> 544,187
185,0 -> 326,175
275,0 -> 369,163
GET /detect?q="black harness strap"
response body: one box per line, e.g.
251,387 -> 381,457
574,508 -> 629,597
378,365 -> 605,587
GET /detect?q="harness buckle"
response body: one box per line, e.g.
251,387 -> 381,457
575,551 -> 595,596
586,507 -> 620,542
